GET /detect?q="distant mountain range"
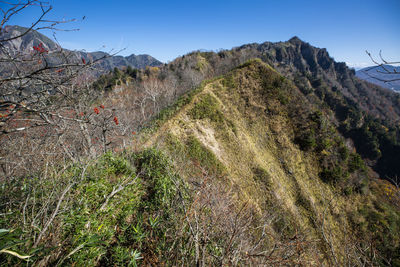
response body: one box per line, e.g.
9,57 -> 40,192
0,25 -> 162,72
356,65 -> 400,92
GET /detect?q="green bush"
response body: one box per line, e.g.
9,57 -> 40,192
186,136 -> 225,175
354,202 -> 400,265
348,153 -> 366,173
221,74 -> 236,89
189,93 -> 224,124
295,129 -> 317,151
130,148 -> 178,209
320,166 -> 348,184
30,149 -> 190,266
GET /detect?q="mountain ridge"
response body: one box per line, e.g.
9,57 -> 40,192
0,25 -> 163,71
2,29 -> 400,265
137,59 -> 400,265
93,35 -> 400,184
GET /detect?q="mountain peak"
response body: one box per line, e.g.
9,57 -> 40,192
288,36 -> 303,44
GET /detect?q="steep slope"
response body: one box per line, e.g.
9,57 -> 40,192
97,37 -> 400,183
142,59 -> 400,265
2,59 -> 400,266
214,37 -> 400,123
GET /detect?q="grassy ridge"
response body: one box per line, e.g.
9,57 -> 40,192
2,59 -> 400,266
147,59 -> 400,265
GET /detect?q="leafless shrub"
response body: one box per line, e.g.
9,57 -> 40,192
172,164 -> 316,266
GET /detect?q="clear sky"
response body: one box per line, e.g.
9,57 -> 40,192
5,0 -> 400,68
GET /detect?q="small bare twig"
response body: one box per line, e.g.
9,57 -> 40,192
99,173 -> 139,211
364,50 -> 400,83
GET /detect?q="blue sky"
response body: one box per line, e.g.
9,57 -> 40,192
5,0 -> 400,68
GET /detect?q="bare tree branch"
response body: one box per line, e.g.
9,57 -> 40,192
364,50 -> 400,83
